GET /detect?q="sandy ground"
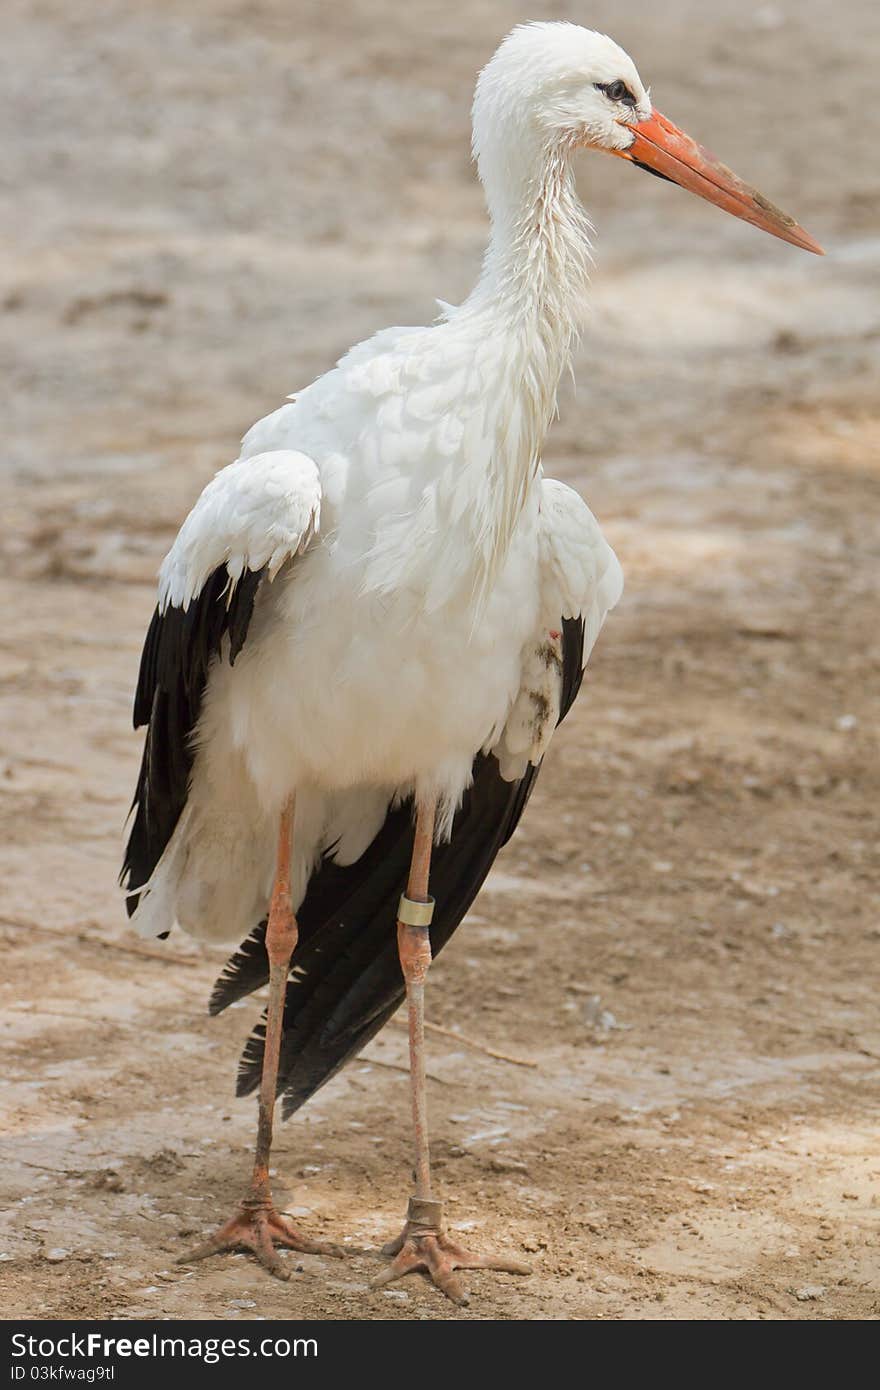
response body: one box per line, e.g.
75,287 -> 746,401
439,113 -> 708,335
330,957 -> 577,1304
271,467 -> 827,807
1,0 -> 879,1321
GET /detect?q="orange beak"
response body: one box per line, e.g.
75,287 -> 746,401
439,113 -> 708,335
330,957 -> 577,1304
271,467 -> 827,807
614,110 -> 824,255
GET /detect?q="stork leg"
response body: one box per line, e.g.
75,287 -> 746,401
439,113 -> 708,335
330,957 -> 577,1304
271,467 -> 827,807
179,795 -> 340,1279
371,797 -> 531,1305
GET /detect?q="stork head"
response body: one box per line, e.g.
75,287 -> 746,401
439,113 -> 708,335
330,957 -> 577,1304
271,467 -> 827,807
473,22 -> 823,254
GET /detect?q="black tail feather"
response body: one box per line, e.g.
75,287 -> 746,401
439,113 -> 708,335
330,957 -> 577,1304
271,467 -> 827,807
209,921 -> 268,1015
210,793 -> 418,1016
237,752 -> 540,1117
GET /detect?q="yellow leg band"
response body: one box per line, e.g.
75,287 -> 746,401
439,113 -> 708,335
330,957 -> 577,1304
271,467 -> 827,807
397,893 -> 435,927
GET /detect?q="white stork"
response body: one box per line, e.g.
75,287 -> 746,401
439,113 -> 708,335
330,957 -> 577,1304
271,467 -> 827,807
123,22 -> 821,1304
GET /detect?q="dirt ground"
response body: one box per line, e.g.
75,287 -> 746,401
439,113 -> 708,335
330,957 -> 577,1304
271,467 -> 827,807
1,0 -> 878,1322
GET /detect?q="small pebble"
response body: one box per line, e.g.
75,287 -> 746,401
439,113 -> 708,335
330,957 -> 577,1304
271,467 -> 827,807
490,1156 -> 529,1174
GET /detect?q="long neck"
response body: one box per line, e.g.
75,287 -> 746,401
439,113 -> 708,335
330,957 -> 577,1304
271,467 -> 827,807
468,143 -> 593,350
448,145 -> 593,587
363,145 -> 593,614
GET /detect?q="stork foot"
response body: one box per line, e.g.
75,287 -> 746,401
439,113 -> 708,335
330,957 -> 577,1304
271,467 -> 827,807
178,1197 -> 342,1281
370,1197 -> 530,1305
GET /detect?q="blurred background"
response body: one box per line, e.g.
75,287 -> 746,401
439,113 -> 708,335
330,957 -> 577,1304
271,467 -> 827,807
1,0 -> 878,1319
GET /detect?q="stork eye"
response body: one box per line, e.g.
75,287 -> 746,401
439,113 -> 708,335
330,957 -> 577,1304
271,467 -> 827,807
597,79 -> 636,107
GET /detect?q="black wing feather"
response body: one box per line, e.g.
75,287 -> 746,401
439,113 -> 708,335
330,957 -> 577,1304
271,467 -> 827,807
221,615 -> 586,1118
122,565 -> 266,916
558,613 -> 585,721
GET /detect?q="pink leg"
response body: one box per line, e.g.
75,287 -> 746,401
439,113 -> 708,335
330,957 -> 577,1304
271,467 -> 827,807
179,796 -> 341,1279
371,798 -> 531,1305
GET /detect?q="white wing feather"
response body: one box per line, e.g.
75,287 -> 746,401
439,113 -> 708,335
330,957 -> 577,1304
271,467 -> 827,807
494,477 -> 622,780
158,450 -> 322,612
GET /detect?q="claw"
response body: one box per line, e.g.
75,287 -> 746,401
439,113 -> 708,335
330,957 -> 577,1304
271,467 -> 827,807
178,1201 -> 341,1280
372,1210 -> 531,1305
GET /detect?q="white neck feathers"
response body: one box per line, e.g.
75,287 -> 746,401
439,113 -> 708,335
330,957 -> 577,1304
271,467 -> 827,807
444,143 -> 593,597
